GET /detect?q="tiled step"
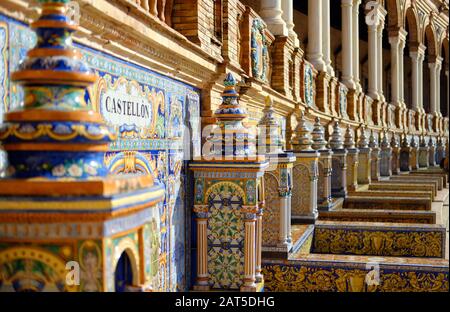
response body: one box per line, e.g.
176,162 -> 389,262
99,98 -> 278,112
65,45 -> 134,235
368,183 -> 436,200
319,208 -> 436,224
311,221 -> 446,258
373,180 -> 438,196
410,170 -> 448,185
344,196 -> 431,211
389,175 -> 443,190
348,190 -> 433,201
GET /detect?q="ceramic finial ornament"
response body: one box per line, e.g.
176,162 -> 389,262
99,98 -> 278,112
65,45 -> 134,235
0,0 -> 116,179
344,125 -> 356,149
428,136 -> 434,147
410,135 -> 418,148
207,73 -> 256,158
292,111 -> 313,151
369,130 -> 378,148
329,121 -> 344,150
419,135 -> 427,147
312,117 -> 327,150
401,133 -> 410,148
381,131 -> 390,149
390,132 -> 399,148
357,126 -> 369,148
258,96 -> 283,154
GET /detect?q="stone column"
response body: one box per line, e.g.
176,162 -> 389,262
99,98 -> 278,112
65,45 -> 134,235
322,0 -> 334,76
291,112 -> 319,224
377,18 -> 386,102
429,58 -> 443,116
398,29 -> 407,104
418,51 -> 425,112
255,206 -> 263,282
410,44 -> 426,111
329,121 -> 348,198
344,125 -> 359,191
357,126 -> 371,184
282,0 -> 299,46
260,0 -> 288,36
389,35 -> 401,105
352,0 -> 362,91
341,0 -> 355,89
369,130 -> 381,181
366,23 -> 379,100
307,0 -> 326,72
435,57 -> 443,116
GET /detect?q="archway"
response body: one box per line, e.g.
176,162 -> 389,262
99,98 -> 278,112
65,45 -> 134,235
114,251 -> 135,292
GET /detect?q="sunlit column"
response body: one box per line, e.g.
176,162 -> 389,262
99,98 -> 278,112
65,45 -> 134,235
260,0 -> 288,36
341,0 -> 355,89
307,0 -> 326,71
352,0 -> 362,91
323,0 -> 334,75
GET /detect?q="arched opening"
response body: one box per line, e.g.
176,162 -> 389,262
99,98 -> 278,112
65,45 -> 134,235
423,25 -> 437,114
114,251 -> 135,292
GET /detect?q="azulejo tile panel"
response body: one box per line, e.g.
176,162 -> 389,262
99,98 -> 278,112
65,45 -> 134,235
0,13 -> 200,292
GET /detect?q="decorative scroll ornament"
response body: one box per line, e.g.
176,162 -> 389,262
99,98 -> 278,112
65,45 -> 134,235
357,126 -> 369,149
368,130 -> 379,148
291,111 -> 313,151
312,117 -> 328,151
206,73 -> 256,158
344,125 -> 356,149
329,121 -> 344,150
258,96 -> 283,154
0,0 -> 116,179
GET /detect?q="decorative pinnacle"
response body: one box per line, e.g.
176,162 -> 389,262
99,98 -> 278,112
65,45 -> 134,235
380,131 -> 390,149
358,126 -> 369,149
258,96 -> 283,154
437,136 -> 443,146
428,136 -> 435,147
410,135 -> 418,148
419,135 -> 427,147
401,133 -> 410,148
369,130 -> 378,148
214,73 -> 247,122
390,132 -> 399,148
344,125 -> 356,149
329,121 -> 344,150
291,111 -> 313,151
312,117 -> 328,150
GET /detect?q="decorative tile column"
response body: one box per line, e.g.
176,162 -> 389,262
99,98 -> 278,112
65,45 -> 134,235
418,136 -> 430,168
369,130 -> 381,181
291,112 -> 319,224
390,132 -> 400,175
428,137 -> 437,167
379,131 -> 392,177
344,125 -> 359,191
357,126 -> 371,185
190,74 -> 268,292
400,134 -> 412,172
409,136 -> 419,171
258,96 -> 296,258
329,121 -> 348,198
312,117 -> 333,210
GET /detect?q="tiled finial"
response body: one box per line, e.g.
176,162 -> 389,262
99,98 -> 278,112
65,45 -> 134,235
214,73 -> 247,121
369,130 -> 378,148
380,131 -> 390,149
428,136 -> 435,147
410,135 -> 418,148
312,117 -> 328,150
437,136 -> 444,146
419,135 -> 427,147
401,133 -> 410,148
258,96 -> 283,154
291,111 -> 313,151
344,125 -> 356,149
329,121 -> 344,150
0,0 -> 115,179
358,126 -> 369,149
208,73 -> 256,157
390,132 -> 399,148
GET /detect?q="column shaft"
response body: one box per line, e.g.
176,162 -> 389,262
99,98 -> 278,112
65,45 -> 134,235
352,0 -> 362,91
389,36 -> 400,104
243,219 -> 256,289
260,0 -> 288,36
323,0 -> 334,75
341,0 -> 355,89
410,51 -> 420,111
367,24 -> 379,100
307,0 -> 326,71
